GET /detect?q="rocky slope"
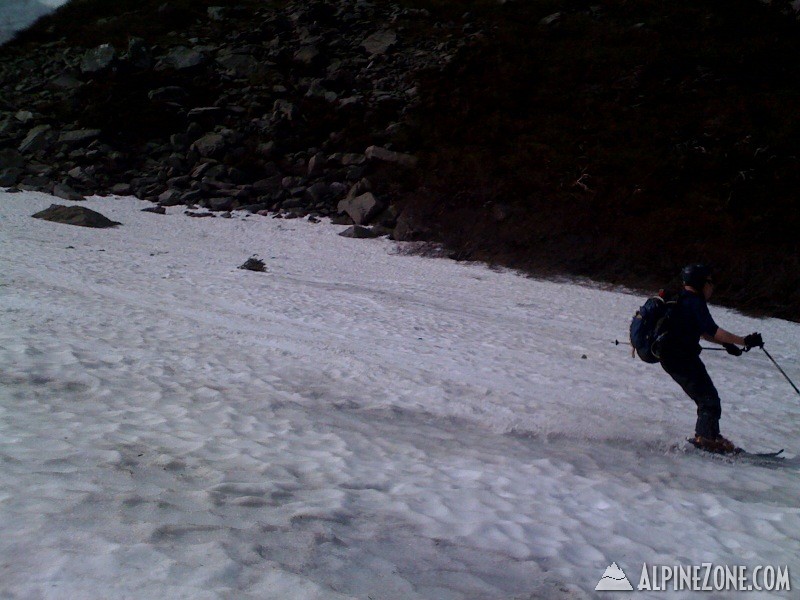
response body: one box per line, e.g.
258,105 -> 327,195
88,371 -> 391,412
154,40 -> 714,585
3,0 -> 800,319
0,0 -> 469,237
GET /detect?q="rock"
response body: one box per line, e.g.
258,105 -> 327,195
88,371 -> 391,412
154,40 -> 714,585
111,183 -> 132,196
346,178 -> 372,199
0,168 -> 23,187
158,46 -> 206,71
362,30 -> 397,55
142,206 -> 166,214
148,87 -> 189,103
307,153 -> 326,177
53,182 -> 84,201
365,145 -> 418,168
48,74 -> 83,90
0,148 -> 24,169
293,45 -> 321,66
208,7 -> 227,21
539,12 -> 562,26
215,53 -> 260,79
207,197 -> 235,211
19,125 -> 54,154
32,204 -> 120,228
304,181 -> 329,203
339,225 -> 381,238
273,99 -> 298,121
239,255 -> 266,272
391,210 -> 427,241
191,133 -> 226,158
81,44 -> 117,73
127,38 -> 153,70
158,189 -> 183,206
58,129 -> 102,146
14,111 -> 35,123
337,191 -> 383,225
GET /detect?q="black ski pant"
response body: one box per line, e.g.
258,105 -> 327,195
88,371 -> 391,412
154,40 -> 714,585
660,352 -> 722,439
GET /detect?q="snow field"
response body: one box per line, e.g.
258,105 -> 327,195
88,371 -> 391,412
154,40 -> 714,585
1,191 -> 799,599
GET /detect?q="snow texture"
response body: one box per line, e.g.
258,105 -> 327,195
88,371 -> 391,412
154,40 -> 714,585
0,0 -> 53,44
1,191 -> 799,599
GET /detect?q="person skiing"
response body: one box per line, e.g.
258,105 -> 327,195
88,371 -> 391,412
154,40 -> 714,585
659,264 -> 764,453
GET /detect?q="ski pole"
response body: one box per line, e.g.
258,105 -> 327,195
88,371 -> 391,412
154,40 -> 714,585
760,347 -> 800,397
614,340 -> 726,351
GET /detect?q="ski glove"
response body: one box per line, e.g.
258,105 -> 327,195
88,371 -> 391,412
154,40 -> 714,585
723,343 -> 743,356
744,332 -> 764,350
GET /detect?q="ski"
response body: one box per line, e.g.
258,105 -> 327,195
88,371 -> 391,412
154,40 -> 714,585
736,449 -> 784,459
685,438 -> 784,460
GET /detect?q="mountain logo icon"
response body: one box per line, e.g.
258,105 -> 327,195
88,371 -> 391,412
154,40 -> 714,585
595,562 -> 634,591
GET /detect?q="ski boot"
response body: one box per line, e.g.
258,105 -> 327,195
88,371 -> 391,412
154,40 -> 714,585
691,434 -> 739,454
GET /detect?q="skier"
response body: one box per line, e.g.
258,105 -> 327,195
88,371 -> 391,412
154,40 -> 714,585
659,264 -> 764,453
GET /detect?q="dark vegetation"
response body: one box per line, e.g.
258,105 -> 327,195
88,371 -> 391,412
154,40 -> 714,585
5,0 -> 800,320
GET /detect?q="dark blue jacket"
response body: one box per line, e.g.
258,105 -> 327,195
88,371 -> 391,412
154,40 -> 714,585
662,290 -> 719,356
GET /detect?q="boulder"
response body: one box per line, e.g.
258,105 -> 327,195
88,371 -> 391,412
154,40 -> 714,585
19,125 -> 54,154
53,182 -> 85,201
32,204 -> 121,228
127,38 -> 153,70
191,133 -> 226,158
148,87 -> 189,103
337,191 -> 383,225
158,46 -> 205,71
0,168 -> 23,187
0,148 -> 24,169
81,44 -> 117,73
365,145 -> 418,168
339,225 -> 381,238
58,129 -> 102,147
362,30 -> 397,55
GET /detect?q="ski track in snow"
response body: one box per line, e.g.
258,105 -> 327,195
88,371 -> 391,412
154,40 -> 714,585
1,192 -> 799,599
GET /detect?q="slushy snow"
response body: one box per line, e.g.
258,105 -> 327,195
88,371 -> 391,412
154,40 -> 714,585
1,191 -> 799,599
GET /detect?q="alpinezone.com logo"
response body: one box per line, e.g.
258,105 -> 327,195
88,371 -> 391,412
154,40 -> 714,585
596,562 -> 791,593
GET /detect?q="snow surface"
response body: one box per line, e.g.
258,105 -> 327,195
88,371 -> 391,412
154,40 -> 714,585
1,191 -> 799,599
0,0 -> 52,44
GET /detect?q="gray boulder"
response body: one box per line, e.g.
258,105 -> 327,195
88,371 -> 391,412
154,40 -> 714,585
365,145 -> 418,168
53,183 -> 84,201
58,129 -> 101,146
158,46 -> 205,71
339,225 -> 381,239
19,125 -> 54,154
81,44 -> 117,73
337,191 -> 383,225
362,30 -> 397,55
0,148 -> 25,169
0,168 -> 23,187
32,204 -> 120,228
127,38 -> 153,69
191,133 -> 226,158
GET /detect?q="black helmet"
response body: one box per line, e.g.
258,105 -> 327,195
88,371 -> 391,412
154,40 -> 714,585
681,263 -> 712,290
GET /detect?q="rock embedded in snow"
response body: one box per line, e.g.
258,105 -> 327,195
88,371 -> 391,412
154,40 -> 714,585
338,224 -> 381,238
31,204 -> 120,228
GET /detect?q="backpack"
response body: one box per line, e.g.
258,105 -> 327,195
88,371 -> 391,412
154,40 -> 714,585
629,290 -> 677,363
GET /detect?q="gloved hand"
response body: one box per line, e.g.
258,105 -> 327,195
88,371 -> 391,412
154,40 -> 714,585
723,343 -> 743,356
743,332 -> 764,350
